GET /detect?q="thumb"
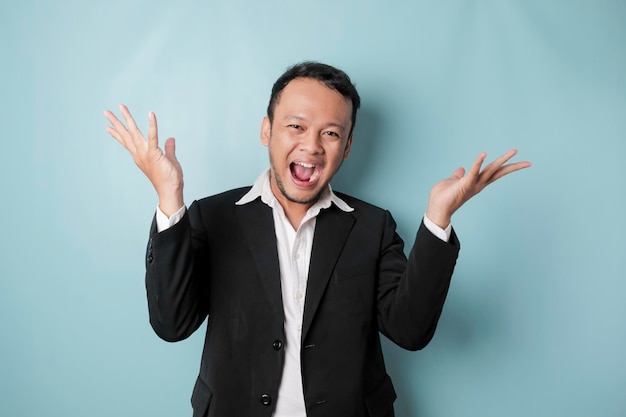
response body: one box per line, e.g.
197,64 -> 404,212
164,137 -> 177,159
451,167 -> 465,179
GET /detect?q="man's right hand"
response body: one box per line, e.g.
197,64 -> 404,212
104,104 -> 184,217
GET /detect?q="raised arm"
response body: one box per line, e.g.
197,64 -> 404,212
104,104 -> 184,216
426,149 -> 532,229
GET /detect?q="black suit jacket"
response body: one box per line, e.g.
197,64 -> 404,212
145,187 -> 459,417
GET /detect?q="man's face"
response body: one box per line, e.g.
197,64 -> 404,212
261,77 -> 353,208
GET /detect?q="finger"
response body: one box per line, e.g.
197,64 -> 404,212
493,149 -> 519,167
483,149 -> 529,179
103,109 -> 120,125
477,149 -> 523,184
119,104 -> 141,133
104,109 -> 128,133
105,125 -> 124,145
147,111 -> 159,148
451,167 -> 465,179
466,152 -> 487,181
489,160 -> 532,183
164,137 -> 177,159
104,110 -> 136,150
118,104 -> 149,150
483,149 -> 519,173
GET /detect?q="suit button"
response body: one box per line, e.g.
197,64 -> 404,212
147,255 -> 153,263
272,340 -> 283,351
260,394 -> 272,406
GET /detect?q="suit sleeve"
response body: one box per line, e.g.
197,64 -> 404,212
145,202 -> 210,342
376,213 -> 460,351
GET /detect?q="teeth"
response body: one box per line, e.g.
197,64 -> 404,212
292,161 -> 320,183
295,162 -> 315,168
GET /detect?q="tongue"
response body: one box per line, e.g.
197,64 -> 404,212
292,164 -> 314,182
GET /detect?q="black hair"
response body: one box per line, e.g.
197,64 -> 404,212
267,61 -> 361,136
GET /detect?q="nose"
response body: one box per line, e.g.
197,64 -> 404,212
299,130 -> 323,154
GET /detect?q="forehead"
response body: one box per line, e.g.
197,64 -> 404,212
275,78 -> 353,122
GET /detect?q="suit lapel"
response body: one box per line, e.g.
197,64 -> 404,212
236,200 -> 284,315
302,206 -> 355,340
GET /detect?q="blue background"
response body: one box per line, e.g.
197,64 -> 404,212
1,1 -> 624,416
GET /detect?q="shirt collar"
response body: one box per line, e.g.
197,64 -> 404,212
235,168 -> 353,213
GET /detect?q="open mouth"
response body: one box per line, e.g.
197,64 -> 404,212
290,162 -> 321,185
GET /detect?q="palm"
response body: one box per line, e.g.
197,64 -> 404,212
104,105 -> 184,215
426,150 -> 531,228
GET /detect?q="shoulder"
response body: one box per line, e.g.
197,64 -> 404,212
188,187 -> 253,215
185,186 -> 258,229
195,187 -> 251,205
332,191 -> 395,227
334,191 -> 389,216
330,191 -> 401,245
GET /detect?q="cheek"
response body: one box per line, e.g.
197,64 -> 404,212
343,139 -> 352,158
331,143 -> 350,163
269,141 -> 293,165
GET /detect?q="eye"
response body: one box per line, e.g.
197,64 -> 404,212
288,124 -> 302,130
323,130 -> 341,138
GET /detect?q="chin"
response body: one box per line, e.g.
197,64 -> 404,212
271,166 -> 327,206
284,189 -> 323,205
281,181 -> 326,205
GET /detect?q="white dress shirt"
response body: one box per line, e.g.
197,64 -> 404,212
155,169 -> 451,416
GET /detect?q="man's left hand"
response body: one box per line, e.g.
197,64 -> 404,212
425,149 -> 532,229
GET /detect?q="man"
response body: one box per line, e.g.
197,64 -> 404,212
104,62 -> 530,417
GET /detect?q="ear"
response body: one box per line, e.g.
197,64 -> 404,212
261,117 -> 271,146
343,134 -> 353,160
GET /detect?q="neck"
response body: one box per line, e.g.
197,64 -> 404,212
268,180 -> 315,231
281,200 -> 310,231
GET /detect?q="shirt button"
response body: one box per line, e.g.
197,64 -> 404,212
260,394 -> 272,406
296,292 -> 304,300
294,252 -> 301,259
272,340 -> 283,351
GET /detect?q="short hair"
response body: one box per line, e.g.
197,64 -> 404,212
267,61 -> 361,137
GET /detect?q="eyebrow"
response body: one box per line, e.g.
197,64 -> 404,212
283,115 -> 347,132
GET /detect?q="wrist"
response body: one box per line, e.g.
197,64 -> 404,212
157,188 -> 184,218
425,205 -> 451,230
